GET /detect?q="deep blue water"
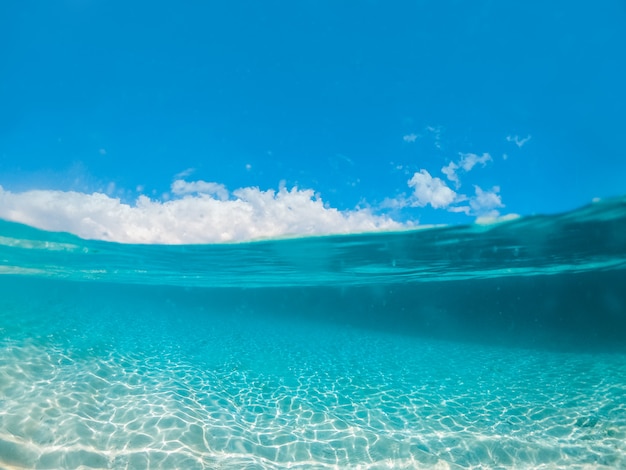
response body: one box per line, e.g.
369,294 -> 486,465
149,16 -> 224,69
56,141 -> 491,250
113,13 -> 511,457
1,198 -> 625,468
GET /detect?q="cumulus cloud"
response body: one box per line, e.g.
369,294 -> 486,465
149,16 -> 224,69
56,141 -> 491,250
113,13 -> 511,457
471,185 -> 502,208
441,152 -> 492,188
404,161 -> 504,218
0,145 -> 510,243
459,152 -> 492,172
425,186 -> 503,218
469,185 -> 504,216
441,162 -> 460,188
0,182 -> 403,244
407,170 -> 457,209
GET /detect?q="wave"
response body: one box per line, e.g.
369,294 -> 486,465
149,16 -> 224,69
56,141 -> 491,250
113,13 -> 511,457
1,196 -> 625,288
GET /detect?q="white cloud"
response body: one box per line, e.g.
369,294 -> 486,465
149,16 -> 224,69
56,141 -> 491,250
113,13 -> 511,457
0,182 -> 403,244
0,145 -> 511,243
174,168 -> 196,179
411,185 -> 502,219
447,206 -> 470,215
170,179 -> 229,200
403,133 -> 418,143
379,195 -> 409,210
441,161 -> 460,188
441,152 -> 491,189
426,125 -> 443,149
506,134 -> 531,148
405,162 -> 502,216
382,177 -> 505,220
469,185 -> 504,216
407,170 -> 457,209
458,152 -> 492,172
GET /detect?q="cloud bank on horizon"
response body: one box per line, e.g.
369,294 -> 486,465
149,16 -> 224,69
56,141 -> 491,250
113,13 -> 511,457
0,181 -> 405,244
0,152 -> 514,244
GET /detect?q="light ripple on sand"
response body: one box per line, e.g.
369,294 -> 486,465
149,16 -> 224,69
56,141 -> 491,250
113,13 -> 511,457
0,336 -> 625,469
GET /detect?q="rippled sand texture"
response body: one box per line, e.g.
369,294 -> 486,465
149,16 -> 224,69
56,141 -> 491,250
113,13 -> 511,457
1,311 -> 625,470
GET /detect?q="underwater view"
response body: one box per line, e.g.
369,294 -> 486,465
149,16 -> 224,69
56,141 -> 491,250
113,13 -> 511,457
1,198 -> 625,469
2,1 -> 626,468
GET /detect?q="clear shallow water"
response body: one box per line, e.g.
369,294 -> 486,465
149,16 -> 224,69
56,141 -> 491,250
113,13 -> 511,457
1,198 -> 625,469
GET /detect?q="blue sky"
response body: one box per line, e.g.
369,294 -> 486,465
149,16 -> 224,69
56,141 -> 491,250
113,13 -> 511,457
0,1 -> 625,242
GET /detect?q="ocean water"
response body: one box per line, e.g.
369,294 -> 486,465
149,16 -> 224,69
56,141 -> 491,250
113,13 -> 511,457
1,198 -> 625,469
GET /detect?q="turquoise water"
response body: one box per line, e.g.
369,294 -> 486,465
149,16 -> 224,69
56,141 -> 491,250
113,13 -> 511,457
1,198 -> 626,469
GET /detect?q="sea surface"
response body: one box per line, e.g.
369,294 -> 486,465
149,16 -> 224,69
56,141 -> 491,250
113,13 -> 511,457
1,198 -> 625,469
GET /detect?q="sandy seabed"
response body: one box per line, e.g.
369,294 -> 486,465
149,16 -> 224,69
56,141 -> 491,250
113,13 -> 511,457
1,317 -> 625,470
